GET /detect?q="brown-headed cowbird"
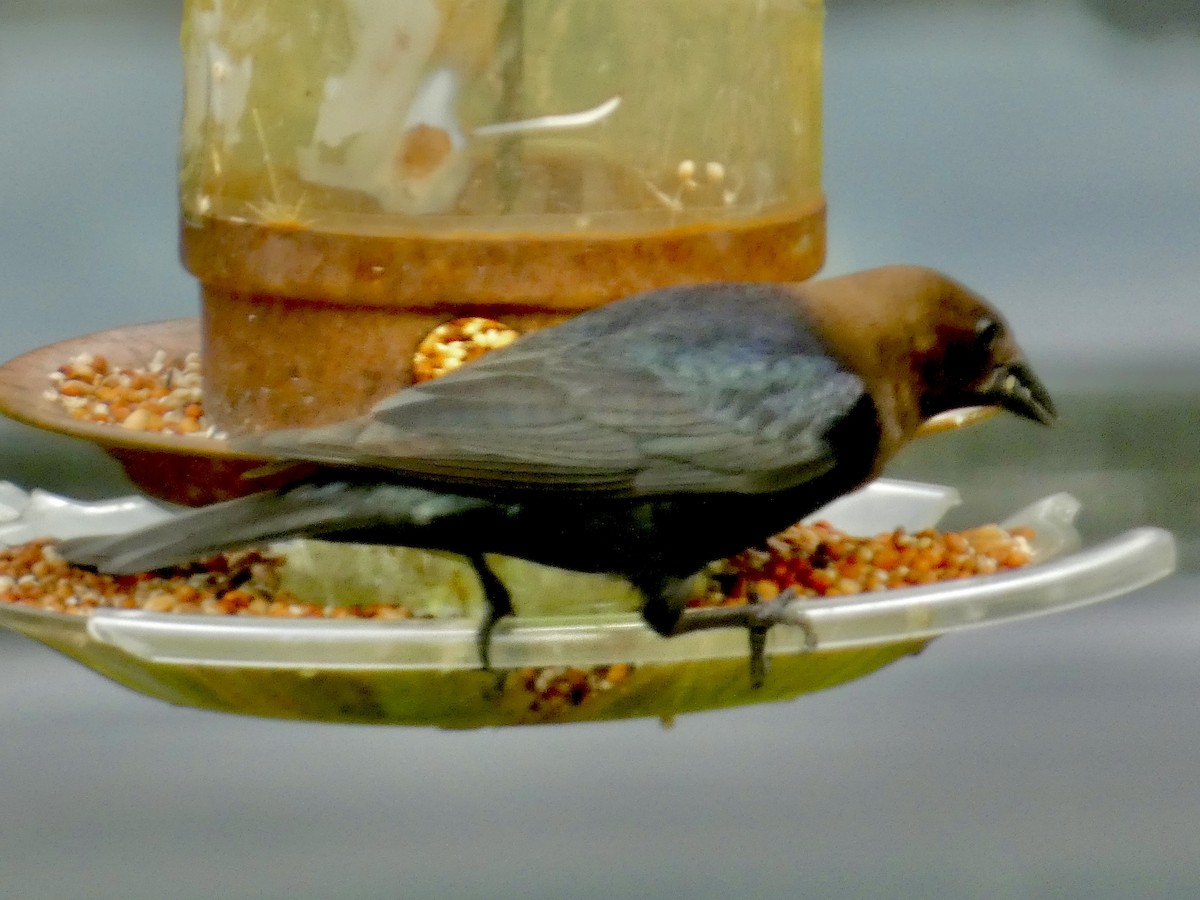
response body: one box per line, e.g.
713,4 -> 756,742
59,266 -> 1055,680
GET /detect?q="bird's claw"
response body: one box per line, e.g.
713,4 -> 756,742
746,587 -> 817,688
748,624 -> 769,689
476,612 -> 514,700
467,551 -> 515,679
670,587 -> 816,688
476,616 -> 496,671
748,588 -> 817,648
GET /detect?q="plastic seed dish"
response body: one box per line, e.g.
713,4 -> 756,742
0,480 -> 1176,728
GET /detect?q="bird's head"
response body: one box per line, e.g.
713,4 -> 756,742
905,274 -> 1056,427
798,266 -> 1056,432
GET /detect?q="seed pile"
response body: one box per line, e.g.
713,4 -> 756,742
45,351 -> 222,438
511,663 -> 633,715
696,521 -> 1034,607
411,317 -> 520,383
0,541 -> 414,621
0,519 -> 1034,619
1,521 -> 1034,716
46,321 -> 521,430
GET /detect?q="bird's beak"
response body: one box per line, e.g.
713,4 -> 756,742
977,361 -> 1057,425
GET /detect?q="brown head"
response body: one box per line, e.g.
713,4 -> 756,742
793,265 -> 1056,463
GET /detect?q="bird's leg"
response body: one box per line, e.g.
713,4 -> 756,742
747,618 -> 770,690
742,587 -> 819,687
466,552 -> 514,671
641,576 -> 816,688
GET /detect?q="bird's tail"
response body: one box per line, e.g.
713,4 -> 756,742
56,481 -> 491,575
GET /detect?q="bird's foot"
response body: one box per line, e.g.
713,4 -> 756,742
475,608 -> 512,672
745,588 -> 817,648
476,615 -> 495,671
748,624 -> 769,690
745,588 -> 817,688
467,551 -> 514,682
476,612 -> 513,700
670,588 -> 816,688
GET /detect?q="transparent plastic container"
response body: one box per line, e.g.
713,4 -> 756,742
178,0 -> 827,431
0,481 -> 1176,727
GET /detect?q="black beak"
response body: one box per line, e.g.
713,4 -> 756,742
978,361 -> 1057,425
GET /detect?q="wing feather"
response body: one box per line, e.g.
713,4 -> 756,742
239,284 -> 871,496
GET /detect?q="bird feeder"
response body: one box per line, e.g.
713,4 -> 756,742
179,0 -> 826,432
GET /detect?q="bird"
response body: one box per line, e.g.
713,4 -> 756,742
58,265 -> 1055,682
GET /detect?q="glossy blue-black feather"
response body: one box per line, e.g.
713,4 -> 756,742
248,283 -> 873,497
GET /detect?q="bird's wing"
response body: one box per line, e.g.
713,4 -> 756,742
238,285 -> 871,496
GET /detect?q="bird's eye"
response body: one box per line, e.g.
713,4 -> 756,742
975,317 -> 1002,346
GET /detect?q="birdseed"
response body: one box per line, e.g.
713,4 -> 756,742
45,350 -> 225,438
696,520 -> 1034,606
510,663 -> 633,716
1,521 -> 1032,714
0,521 -> 1033,618
411,317 -> 520,383
45,320 -> 521,433
0,541 -> 414,621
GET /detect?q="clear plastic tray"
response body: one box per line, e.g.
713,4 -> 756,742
0,480 -> 1176,726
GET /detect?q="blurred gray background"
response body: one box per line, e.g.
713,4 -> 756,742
2,2 -> 1199,898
